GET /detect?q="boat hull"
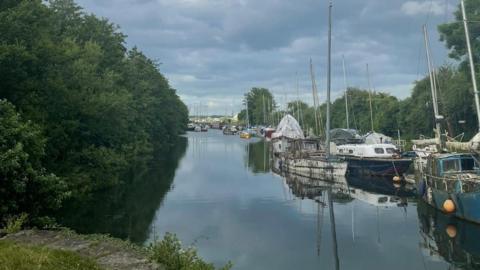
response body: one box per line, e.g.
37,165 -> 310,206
240,133 -> 251,139
283,157 -> 348,180
343,156 -> 412,176
418,176 -> 480,224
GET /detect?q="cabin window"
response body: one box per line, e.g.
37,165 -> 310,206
349,150 -> 353,154
378,197 -> 388,203
386,148 -> 395,154
339,149 -> 344,153
443,159 -> 460,173
374,148 -> 385,154
461,158 -> 475,171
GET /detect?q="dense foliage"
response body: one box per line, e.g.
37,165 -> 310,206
0,0 -> 188,224
238,87 -> 275,126
0,100 -> 67,221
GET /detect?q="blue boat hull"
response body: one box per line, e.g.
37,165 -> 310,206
418,178 -> 480,224
344,157 -> 412,176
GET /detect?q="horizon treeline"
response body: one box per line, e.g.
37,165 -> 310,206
0,0 -> 188,224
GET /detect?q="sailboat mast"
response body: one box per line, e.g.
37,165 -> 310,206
245,97 -> 249,128
296,72 -> 301,125
342,55 -> 349,129
423,25 -> 442,141
326,0 -> 332,159
461,0 -> 480,131
366,64 -> 374,132
310,59 -> 320,136
267,98 -> 271,126
262,94 -> 266,125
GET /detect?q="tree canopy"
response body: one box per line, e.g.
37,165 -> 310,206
239,87 -> 276,126
0,0 -> 188,224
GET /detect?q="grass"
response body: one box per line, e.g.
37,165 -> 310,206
0,228 -> 231,270
0,241 -> 103,270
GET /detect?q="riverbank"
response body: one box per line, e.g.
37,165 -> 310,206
0,230 -> 159,270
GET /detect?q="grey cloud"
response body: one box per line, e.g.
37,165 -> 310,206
76,0 -> 453,114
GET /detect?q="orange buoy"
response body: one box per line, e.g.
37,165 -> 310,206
446,225 -> 457,238
393,176 -> 401,182
443,199 -> 456,213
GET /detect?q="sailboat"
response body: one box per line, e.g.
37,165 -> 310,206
415,2 -> 480,224
332,61 -> 412,178
240,96 -> 254,139
282,0 -> 347,179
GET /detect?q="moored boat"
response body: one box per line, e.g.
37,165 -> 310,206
417,153 -> 480,223
239,131 -> 252,139
263,127 -> 276,140
222,125 -> 237,135
283,155 -> 348,180
413,12 -> 480,224
336,143 -> 412,177
271,114 -> 305,155
281,1 -> 347,179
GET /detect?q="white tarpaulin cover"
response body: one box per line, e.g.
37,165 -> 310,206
363,132 -> 392,145
272,114 -> 304,139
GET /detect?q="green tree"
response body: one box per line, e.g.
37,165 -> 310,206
0,100 -> 67,223
0,0 -> 188,210
438,0 -> 480,72
243,87 -> 276,126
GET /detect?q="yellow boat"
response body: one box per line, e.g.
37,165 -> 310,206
239,131 -> 251,139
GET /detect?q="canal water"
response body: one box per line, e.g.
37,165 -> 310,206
60,130 -> 480,270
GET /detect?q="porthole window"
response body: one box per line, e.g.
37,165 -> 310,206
386,148 -> 395,154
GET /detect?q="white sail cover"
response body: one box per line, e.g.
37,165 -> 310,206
363,132 -> 392,145
272,114 -> 304,139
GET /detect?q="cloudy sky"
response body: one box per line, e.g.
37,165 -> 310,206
76,0 -> 456,115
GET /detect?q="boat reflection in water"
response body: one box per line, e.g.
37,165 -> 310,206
346,176 -> 415,208
276,159 -> 415,210
281,171 -> 348,270
274,158 -> 419,269
417,200 -> 480,269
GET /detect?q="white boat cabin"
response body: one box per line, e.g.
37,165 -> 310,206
336,144 -> 399,158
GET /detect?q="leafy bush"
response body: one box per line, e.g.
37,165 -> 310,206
148,233 -> 232,270
4,213 -> 28,234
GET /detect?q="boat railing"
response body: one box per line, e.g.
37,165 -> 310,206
425,172 -> 480,193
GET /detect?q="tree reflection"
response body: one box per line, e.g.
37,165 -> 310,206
57,137 -> 188,244
246,140 -> 271,173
